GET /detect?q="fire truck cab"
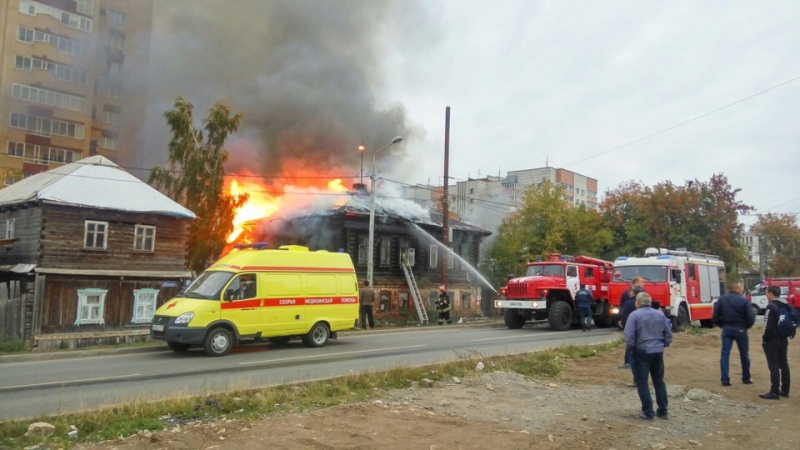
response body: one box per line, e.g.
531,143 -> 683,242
609,247 -> 726,331
495,253 -> 614,331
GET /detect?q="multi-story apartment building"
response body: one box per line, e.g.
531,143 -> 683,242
0,0 -> 153,186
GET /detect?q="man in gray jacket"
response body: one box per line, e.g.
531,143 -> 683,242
625,292 -> 673,421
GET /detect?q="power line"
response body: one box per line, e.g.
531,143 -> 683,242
562,75 -> 800,168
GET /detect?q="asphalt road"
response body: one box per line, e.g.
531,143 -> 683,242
0,323 -> 618,421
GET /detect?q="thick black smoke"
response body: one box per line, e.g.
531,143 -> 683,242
136,0 -> 419,184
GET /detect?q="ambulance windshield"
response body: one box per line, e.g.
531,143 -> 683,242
182,271 -> 234,300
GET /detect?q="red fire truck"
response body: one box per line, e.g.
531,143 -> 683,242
495,253 -> 614,331
608,247 -> 726,331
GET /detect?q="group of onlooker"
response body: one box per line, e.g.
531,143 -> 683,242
620,280 -> 797,421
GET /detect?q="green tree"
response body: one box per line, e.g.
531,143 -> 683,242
483,180 -> 611,286
751,214 -> 800,277
600,173 -> 752,276
150,97 -> 247,272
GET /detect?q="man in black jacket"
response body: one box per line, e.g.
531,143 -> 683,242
713,283 -> 756,386
760,285 -> 793,399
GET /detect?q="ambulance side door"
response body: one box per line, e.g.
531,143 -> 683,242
261,273 -> 302,334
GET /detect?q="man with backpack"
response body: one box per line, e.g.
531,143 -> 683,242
760,285 -> 798,400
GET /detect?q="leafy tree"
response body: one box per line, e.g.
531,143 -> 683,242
483,180 -> 611,286
150,97 -> 247,272
751,214 -> 800,277
600,173 -> 752,276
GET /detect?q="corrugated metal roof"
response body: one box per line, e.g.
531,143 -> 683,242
0,156 -> 196,218
0,264 -> 36,274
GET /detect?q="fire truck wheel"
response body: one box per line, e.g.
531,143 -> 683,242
548,301 -> 572,331
504,309 -> 526,329
674,305 -> 690,332
204,328 -> 233,356
302,322 -> 330,348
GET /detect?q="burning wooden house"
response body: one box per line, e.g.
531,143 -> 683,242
237,187 -> 493,322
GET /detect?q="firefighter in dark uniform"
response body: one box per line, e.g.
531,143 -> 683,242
436,285 -> 452,325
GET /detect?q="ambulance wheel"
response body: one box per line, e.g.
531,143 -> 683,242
750,303 -> 760,316
504,309 -> 526,329
167,342 -> 190,352
204,328 -> 233,356
268,336 -> 291,345
548,301 -> 572,331
301,322 -> 330,348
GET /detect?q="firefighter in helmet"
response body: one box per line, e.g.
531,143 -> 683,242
436,285 -> 452,325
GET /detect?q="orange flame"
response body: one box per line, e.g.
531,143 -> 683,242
227,179 -> 280,243
225,176 -> 354,246
327,179 -> 347,192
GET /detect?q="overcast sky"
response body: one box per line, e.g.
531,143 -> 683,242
146,1 -> 800,227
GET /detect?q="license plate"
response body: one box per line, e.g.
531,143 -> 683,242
151,324 -> 164,332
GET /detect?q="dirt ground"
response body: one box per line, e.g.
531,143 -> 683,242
78,326 -> 799,450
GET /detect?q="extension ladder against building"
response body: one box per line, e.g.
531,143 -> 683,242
401,254 -> 429,325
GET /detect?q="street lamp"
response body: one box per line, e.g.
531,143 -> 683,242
358,144 -> 366,185
367,136 -> 403,286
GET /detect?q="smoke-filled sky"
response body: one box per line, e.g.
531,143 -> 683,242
139,0 -> 800,226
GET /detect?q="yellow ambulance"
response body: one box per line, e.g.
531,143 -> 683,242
151,244 -> 359,356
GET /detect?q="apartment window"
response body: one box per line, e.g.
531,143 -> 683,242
10,112 -> 85,139
357,236 -> 368,266
6,219 -> 15,239
7,141 -> 79,164
54,63 -> 89,85
84,220 -> 108,249
75,289 -> 107,325
77,0 -> 94,15
103,111 -> 120,125
12,83 -> 86,112
109,35 -> 124,50
134,225 -> 155,252
379,237 -> 391,267
110,9 -> 126,25
7,142 -> 24,157
132,289 -> 158,323
100,136 -> 118,150
461,292 -> 471,310
105,84 -> 121,99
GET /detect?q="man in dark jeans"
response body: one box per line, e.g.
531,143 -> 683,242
760,285 -> 794,399
619,282 -> 644,369
713,283 -> 756,386
624,292 -> 673,421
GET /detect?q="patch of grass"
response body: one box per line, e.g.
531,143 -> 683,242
0,339 -> 623,448
685,325 -> 712,336
0,339 -> 26,353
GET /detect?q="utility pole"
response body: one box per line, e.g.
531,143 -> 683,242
442,107 -> 450,287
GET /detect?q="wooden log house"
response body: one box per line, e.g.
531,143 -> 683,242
252,192 -> 493,323
0,156 -> 195,349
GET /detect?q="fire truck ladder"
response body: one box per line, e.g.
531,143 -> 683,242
401,253 -> 429,325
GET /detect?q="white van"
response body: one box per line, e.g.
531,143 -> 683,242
748,284 -> 788,315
